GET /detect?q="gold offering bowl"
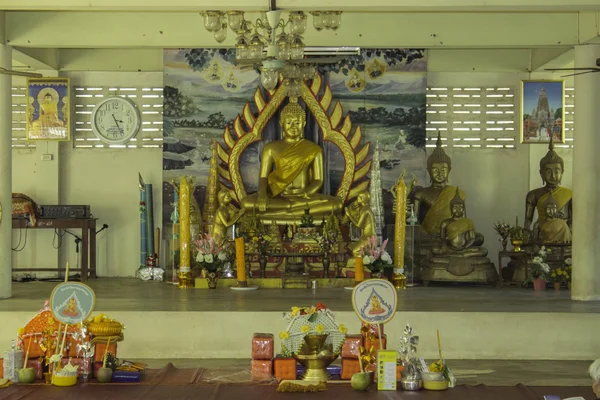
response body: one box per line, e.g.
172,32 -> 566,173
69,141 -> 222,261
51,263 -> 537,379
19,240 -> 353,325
511,239 -> 524,252
293,334 -> 338,382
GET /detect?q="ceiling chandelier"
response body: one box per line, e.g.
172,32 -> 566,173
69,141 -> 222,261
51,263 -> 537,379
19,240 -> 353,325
201,10 -> 344,91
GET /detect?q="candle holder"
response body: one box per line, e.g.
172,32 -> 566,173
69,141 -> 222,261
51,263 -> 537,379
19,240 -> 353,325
236,280 -> 248,288
178,268 -> 194,289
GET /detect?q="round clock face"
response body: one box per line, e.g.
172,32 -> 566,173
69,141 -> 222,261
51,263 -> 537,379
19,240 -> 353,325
91,97 -> 141,145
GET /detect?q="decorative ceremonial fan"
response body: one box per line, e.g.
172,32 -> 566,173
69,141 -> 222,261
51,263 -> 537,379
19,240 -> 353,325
545,57 -> 600,77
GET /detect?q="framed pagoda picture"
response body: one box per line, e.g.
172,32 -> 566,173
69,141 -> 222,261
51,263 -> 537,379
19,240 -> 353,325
520,80 -> 565,144
26,77 -> 71,141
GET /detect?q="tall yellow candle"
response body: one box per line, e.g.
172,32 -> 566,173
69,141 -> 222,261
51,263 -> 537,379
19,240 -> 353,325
179,176 -> 191,273
355,257 -> 365,282
394,173 -> 407,268
235,237 -> 247,284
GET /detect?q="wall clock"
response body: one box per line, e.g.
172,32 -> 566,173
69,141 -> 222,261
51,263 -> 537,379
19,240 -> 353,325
91,96 -> 141,145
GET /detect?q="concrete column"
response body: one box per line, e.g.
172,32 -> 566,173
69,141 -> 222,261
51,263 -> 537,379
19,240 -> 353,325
0,43 -> 11,299
571,44 -> 600,301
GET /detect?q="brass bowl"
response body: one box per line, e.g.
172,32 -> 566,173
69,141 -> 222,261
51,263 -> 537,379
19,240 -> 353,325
294,353 -> 338,382
87,321 -> 123,337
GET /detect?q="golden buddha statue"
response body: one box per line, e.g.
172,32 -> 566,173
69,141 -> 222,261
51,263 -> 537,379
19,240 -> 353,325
413,133 -> 483,246
539,192 -> 572,243
240,97 -> 343,223
525,138 -> 572,243
437,187 -> 483,255
343,190 -> 375,257
212,190 -> 245,245
410,133 -> 495,284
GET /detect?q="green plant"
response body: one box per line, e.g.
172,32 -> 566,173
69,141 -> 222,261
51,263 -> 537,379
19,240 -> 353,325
509,224 -> 525,241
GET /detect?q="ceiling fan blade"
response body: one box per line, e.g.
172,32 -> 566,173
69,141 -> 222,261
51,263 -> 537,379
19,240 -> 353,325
561,70 -> 600,77
544,67 -> 598,71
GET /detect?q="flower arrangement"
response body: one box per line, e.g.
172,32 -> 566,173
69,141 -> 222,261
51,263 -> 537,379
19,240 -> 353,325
194,234 -> 231,272
549,267 -> 570,284
493,221 -> 511,246
509,224 -> 525,241
251,233 -> 272,256
530,246 -> 551,280
279,303 -> 346,357
360,236 -> 393,274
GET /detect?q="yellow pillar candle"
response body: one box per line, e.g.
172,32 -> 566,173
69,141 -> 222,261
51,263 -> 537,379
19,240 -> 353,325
394,173 -> 407,268
355,257 -> 365,282
179,176 -> 191,273
235,237 -> 247,284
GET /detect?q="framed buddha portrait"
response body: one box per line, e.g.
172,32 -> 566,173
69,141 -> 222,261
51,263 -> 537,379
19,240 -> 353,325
26,77 -> 71,141
520,80 -> 565,144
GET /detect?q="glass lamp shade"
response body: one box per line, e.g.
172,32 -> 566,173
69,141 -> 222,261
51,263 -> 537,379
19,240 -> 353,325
213,23 -> 228,43
203,11 -> 222,32
289,11 -> 307,35
322,12 -> 334,30
290,36 -> 305,60
260,68 -> 279,91
235,35 -> 249,59
227,11 -> 245,33
312,12 -> 324,31
330,12 -> 342,30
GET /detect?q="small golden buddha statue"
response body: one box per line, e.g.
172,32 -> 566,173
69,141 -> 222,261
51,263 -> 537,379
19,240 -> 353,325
368,295 -> 385,315
435,187 -> 486,256
61,298 -> 79,317
539,192 -> 572,243
343,190 -> 375,257
212,190 -> 245,245
525,138 -> 572,242
412,132 -> 483,246
240,97 -> 343,223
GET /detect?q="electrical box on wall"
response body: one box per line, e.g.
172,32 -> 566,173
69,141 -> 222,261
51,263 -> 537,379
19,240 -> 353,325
41,154 -> 53,161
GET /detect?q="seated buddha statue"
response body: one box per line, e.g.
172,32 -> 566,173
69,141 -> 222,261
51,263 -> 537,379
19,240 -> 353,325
538,192 -> 572,243
412,133 -> 484,250
240,96 -> 343,223
211,190 -> 245,245
436,187 -> 483,255
525,138 -> 572,243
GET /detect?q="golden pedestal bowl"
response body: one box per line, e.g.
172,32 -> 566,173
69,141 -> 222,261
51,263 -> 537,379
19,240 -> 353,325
293,334 -> 338,382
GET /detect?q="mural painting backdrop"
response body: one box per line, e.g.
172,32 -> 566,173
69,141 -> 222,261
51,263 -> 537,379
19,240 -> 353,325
163,48 -> 426,228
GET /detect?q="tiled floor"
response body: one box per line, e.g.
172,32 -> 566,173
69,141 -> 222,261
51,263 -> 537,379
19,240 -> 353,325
136,358 -> 593,387
1,278 -> 598,313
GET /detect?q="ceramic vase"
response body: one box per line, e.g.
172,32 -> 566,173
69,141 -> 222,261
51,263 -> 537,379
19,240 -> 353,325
322,254 -> 330,278
258,256 -> 267,278
533,278 -> 547,291
501,239 -> 508,251
206,271 -> 218,289
554,282 -> 561,291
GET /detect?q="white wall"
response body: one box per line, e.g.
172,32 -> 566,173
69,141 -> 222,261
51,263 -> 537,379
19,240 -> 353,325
11,72 -> 162,278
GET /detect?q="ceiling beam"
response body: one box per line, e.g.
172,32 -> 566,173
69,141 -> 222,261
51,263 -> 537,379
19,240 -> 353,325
58,48 -> 162,71
12,47 -> 59,70
530,47 -> 573,71
6,11 -> 582,48
2,0 -> 600,11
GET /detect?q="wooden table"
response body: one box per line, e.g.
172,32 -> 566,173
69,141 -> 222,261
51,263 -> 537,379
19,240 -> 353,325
12,218 -> 97,282
497,250 -> 531,287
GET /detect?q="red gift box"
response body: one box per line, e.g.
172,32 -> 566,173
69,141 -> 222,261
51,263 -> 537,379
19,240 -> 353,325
94,343 -> 117,363
251,359 -> 273,381
341,358 -> 361,380
273,357 -> 296,381
26,359 -> 44,380
361,322 -> 384,338
0,358 -> 3,379
341,335 -> 362,359
251,333 -> 274,360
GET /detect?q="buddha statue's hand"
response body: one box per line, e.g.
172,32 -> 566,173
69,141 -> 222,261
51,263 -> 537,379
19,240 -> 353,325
257,195 -> 268,212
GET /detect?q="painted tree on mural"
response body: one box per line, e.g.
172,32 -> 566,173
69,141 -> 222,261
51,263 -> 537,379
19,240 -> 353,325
164,86 -> 197,118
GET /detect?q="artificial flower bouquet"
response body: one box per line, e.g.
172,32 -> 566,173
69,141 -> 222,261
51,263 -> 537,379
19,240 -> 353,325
194,234 -> 231,272
360,236 -> 393,275
279,303 -> 346,357
530,246 -> 551,280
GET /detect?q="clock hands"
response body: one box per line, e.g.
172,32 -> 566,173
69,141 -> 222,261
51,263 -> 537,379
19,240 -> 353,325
112,114 -> 124,135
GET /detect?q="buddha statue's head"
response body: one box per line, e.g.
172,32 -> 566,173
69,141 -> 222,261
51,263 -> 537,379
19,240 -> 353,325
544,191 -> 559,219
218,189 -> 232,206
356,190 -> 371,206
44,93 -> 53,104
280,97 -> 306,141
427,132 -> 452,184
539,137 -> 564,187
450,187 -> 465,218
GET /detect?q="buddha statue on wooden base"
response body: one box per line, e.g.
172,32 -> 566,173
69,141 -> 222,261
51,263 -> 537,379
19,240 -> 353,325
410,132 -> 496,284
343,190 -> 376,257
240,96 -> 343,224
211,190 -> 245,246
525,138 -> 572,244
